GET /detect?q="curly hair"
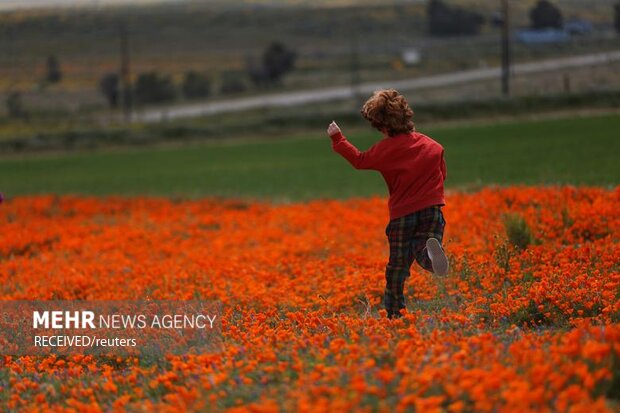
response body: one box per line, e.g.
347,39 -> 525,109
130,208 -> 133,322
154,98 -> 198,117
360,89 -> 415,136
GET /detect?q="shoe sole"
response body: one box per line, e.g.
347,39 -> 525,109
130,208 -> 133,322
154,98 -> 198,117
426,238 -> 449,276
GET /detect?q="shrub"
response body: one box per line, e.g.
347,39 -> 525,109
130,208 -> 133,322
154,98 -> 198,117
6,91 -> 27,119
503,213 -> 534,250
182,71 -> 211,100
246,58 -> 270,88
427,0 -> 485,36
133,71 -> 176,105
219,71 -> 247,95
261,42 -> 297,84
529,0 -> 563,29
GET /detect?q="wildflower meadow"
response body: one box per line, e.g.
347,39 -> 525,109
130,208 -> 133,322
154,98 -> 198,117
1,186 -> 618,411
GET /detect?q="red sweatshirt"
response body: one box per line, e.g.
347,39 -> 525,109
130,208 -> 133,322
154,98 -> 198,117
330,130 -> 447,220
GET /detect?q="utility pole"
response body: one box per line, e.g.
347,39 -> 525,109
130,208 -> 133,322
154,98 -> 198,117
501,0 -> 511,97
119,21 -> 132,122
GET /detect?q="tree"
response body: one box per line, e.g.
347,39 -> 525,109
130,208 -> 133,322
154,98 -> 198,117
182,71 -> 211,99
427,0 -> 485,36
219,71 -> 247,95
529,0 -> 563,29
99,73 -> 120,108
46,54 -> 62,84
6,91 -> 27,119
133,71 -> 176,105
246,56 -> 270,88
615,2 -> 620,35
262,42 -> 297,84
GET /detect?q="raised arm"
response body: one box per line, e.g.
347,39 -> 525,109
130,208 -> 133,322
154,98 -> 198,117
327,121 -> 381,170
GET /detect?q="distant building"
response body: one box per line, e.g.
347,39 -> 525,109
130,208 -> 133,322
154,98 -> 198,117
516,28 -> 570,44
516,18 -> 593,45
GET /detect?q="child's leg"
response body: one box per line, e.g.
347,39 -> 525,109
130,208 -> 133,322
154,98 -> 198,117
412,206 -> 446,273
384,215 -> 416,318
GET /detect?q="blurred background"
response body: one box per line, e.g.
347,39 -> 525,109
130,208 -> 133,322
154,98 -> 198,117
0,0 -> 618,198
0,0 -> 620,200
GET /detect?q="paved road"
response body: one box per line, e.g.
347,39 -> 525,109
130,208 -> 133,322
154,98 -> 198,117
135,50 -> 620,123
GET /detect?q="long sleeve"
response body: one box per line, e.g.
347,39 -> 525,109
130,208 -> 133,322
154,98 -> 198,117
440,151 -> 447,180
330,132 -> 381,170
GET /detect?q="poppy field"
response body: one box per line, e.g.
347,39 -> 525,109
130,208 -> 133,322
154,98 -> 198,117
1,185 -> 619,412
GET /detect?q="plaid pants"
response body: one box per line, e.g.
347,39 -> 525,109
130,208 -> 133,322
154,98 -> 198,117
384,205 -> 446,318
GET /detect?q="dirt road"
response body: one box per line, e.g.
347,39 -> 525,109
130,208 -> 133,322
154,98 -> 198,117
135,50 -> 620,123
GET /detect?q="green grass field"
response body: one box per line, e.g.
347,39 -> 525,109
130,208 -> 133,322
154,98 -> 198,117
1,114 -> 619,201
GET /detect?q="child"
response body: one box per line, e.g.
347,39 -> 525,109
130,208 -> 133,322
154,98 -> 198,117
327,88 -> 449,319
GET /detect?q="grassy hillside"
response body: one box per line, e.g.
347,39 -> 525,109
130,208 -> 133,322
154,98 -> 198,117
1,0 -> 617,111
1,113 -> 618,200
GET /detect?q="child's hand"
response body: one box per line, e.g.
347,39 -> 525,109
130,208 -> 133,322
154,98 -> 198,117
327,121 -> 341,137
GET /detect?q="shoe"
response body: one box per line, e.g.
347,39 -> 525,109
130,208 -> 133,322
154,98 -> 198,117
426,238 -> 449,276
